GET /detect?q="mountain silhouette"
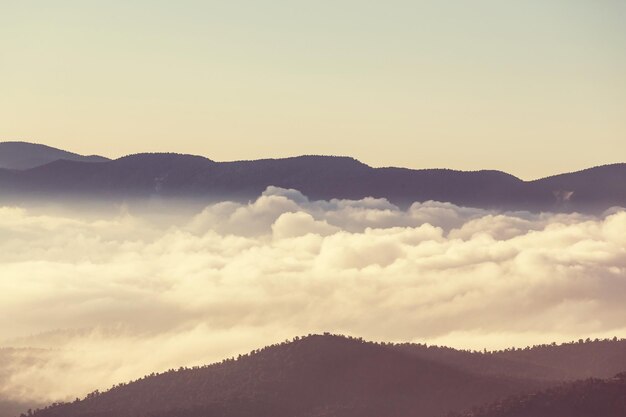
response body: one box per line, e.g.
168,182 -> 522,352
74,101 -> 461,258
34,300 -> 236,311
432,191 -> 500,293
25,335 -> 626,417
450,373 -> 626,417
1,143 -> 625,212
393,337 -> 626,381
0,142 -> 109,170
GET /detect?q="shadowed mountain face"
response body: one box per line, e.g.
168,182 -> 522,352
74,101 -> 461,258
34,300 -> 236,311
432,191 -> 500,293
0,142 -> 109,170
392,338 -> 626,382
0,143 -> 624,212
26,335 -> 542,417
26,335 -> 626,417
451,373 -> 626,417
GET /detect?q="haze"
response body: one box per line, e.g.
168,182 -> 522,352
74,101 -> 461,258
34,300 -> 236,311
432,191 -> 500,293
2,189 -> 626,404
1,1 -> 625,179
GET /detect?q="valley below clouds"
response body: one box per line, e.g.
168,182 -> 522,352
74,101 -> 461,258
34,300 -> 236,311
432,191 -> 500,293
1,187 -> 625,405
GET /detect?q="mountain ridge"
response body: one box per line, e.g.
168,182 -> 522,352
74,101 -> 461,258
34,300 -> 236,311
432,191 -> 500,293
450,373 -> 626,417
23,334 -> 626,417
0,142 -> 109,170
1,142 -> 625,212
2,141 -> 622,181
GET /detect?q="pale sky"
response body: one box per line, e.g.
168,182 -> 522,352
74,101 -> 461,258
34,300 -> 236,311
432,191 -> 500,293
1,0 -> 624,179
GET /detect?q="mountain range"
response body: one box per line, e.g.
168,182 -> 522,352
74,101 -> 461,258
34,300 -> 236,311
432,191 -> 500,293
0,142 -> 109,170
1,142 -> 625,212
24,334 -> 626,417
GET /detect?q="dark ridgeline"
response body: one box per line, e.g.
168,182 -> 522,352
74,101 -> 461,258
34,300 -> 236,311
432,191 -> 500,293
392,337 -> 626,381
448,373 -> 626,417
0,142 -> 625,212
0,142 -> 109,170
26,334 -> 626,417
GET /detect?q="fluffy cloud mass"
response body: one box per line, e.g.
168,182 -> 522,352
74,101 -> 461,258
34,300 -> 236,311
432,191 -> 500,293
1,187 -> 625,405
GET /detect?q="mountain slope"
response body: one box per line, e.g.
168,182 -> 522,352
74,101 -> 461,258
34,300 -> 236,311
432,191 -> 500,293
532,163 -> 626,211
28,335 -> 545,417
0,142 -> 109,170
393,338 -> 626,381
451,373 -> 626,417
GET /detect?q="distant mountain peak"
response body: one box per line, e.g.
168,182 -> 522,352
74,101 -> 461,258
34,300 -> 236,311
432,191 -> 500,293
116,152 -> 215,164
0,141 -> 109,170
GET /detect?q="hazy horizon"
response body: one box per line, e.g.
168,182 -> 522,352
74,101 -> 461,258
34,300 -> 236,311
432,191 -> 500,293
2,1 -> 625,179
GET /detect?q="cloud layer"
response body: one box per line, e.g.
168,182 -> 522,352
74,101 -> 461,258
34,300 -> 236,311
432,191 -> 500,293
1,187 -> 625,404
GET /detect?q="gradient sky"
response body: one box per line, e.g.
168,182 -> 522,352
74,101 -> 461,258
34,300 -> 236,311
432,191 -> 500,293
1,1 -> 624,179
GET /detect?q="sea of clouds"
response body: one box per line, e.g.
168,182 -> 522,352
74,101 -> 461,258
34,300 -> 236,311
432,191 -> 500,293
1,186 -> 625,405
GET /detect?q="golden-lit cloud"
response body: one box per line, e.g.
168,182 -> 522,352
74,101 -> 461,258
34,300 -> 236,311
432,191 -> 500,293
1,188 -> 625,404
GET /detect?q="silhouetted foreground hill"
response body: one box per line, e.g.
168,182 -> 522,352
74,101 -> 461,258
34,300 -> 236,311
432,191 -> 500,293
0,142 -> 109,170
26,335 -> 626,417
450,373 -> 626,417
0,143 -> 624,212
27,335 -> 542,417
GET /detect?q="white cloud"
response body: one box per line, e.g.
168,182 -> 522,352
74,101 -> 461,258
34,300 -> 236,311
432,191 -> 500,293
272,212 -> 340,239
0,188 -> 625,405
